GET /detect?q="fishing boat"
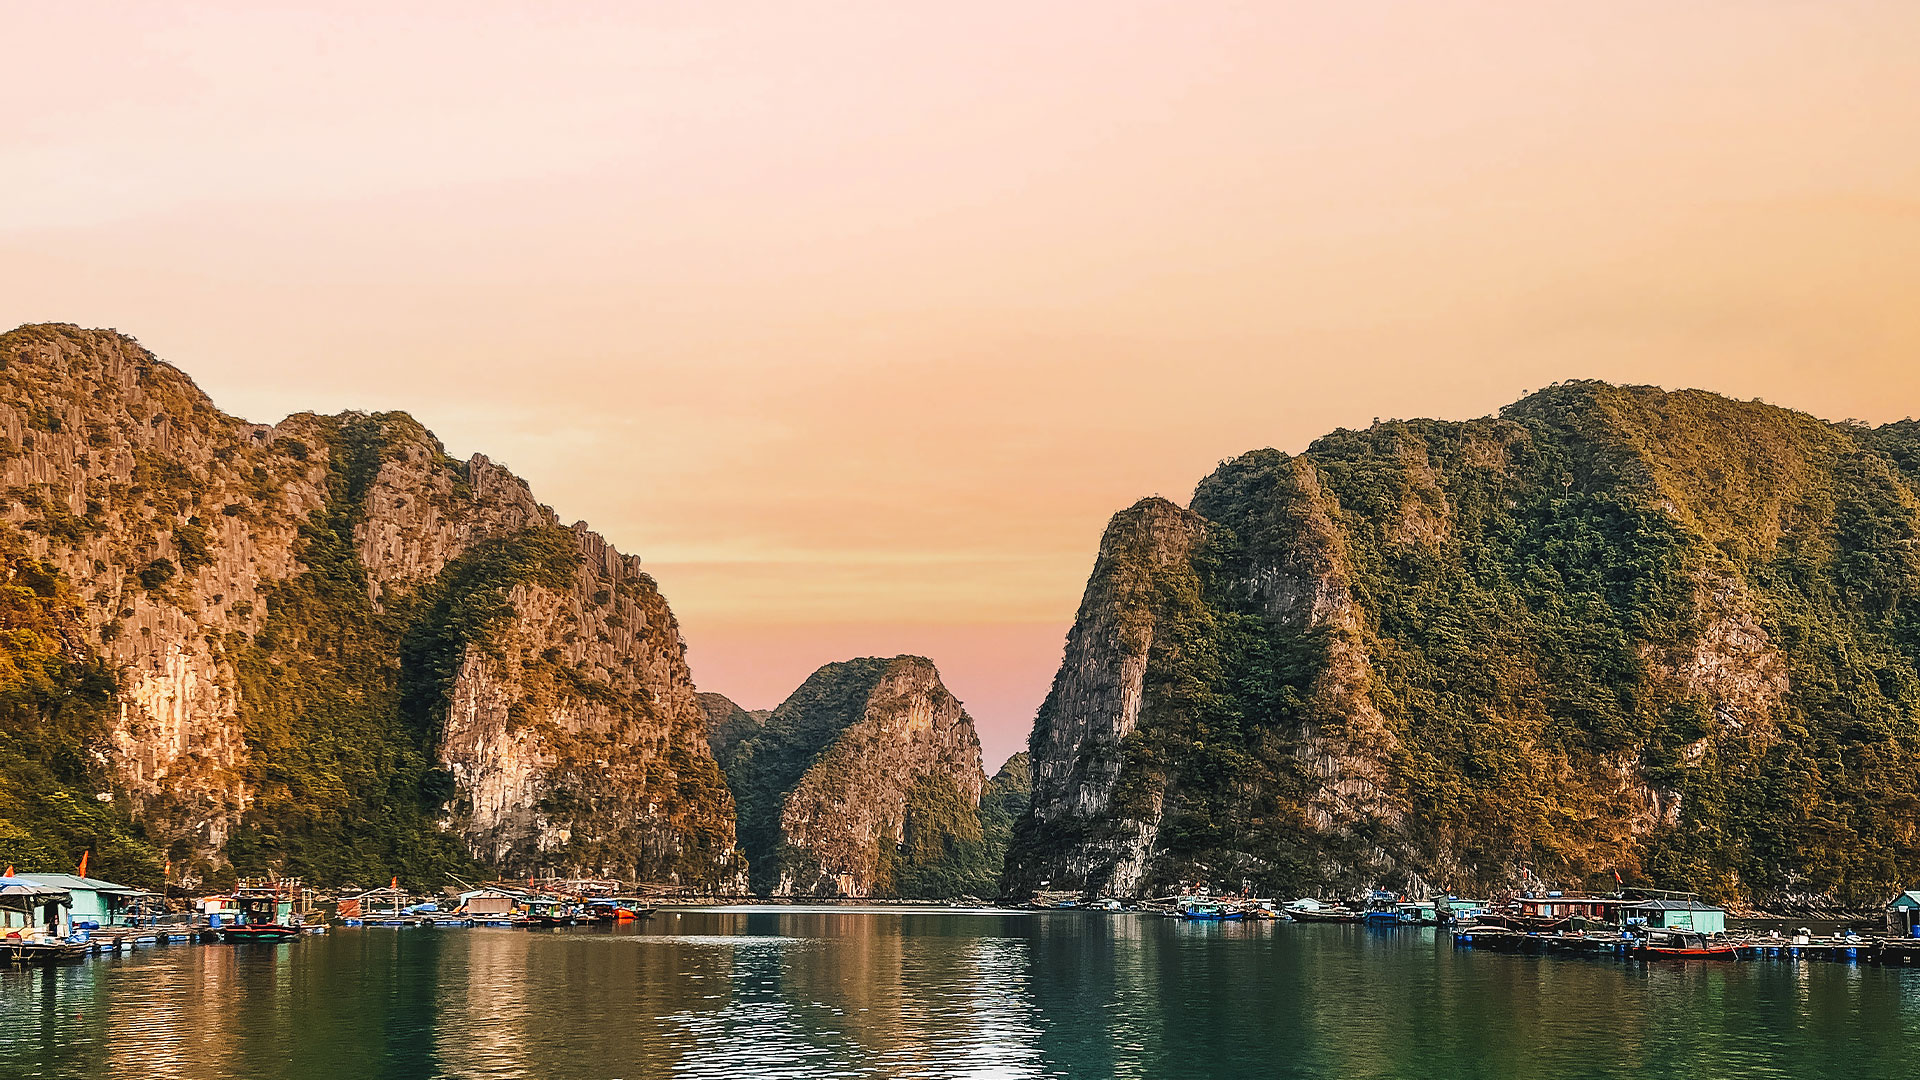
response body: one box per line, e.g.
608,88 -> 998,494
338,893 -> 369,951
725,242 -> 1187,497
1285,899 -> 1362,923
524,898 -> 581,927
588,899 -> 655,922
218,922 -> 301,943
1361,893 -> 1416,926
1633,929 -> 1738,959
1178,901 -> 1247,921
213,885 -> 303,943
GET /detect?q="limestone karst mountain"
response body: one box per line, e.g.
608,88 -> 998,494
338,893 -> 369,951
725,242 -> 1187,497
713,656 -> 993,897
1006,382 -> 1920,908
0,323 -> 741,888
697,691 -> 769,760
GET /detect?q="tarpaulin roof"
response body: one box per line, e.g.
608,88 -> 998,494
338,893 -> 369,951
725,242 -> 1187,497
0,876 -> 74,898
15,873 -> 150,896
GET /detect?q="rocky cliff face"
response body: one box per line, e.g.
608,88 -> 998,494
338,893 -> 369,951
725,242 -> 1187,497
714,656 -> 988,897
0,324 -> 740,888
1009,499 -> 1205,897
1008,383 -> 1920,908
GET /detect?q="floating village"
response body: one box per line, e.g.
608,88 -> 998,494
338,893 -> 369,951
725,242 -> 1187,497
10,861 -> 1920,969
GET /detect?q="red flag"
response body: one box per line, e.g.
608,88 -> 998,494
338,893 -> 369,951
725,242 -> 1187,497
164,857 -> 172,883
3,865 -> 12,877
76,850 -> 89,877
1613,869 -> 1623,885
391,876 -> 398,892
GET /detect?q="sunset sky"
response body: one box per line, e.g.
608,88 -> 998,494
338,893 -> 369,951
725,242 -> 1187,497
7,1 -> 1919,766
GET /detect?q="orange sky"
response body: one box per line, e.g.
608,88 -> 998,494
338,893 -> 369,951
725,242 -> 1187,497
6,1 -> 1920,766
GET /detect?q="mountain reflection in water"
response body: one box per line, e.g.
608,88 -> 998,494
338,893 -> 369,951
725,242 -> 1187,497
3,910 -> 1917,1079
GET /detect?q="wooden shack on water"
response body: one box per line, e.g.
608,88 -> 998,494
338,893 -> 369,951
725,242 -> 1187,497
1886,890 -> 1920,938
1625,899 -> 1726,934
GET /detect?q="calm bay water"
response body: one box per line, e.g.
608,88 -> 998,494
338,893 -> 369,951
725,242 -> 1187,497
3,909 -> 1918,1079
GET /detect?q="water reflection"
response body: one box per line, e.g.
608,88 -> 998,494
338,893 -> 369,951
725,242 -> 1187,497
6,913 -> 1920,1078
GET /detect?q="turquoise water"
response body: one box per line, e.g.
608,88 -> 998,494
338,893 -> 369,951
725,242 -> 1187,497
2,910 -> 1917,1079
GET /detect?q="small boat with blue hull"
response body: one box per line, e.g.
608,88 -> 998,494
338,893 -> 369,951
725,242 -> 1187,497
1360,891 -> 1421,926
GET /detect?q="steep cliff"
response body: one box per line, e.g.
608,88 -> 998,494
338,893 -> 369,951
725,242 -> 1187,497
0,324 -> 740,888
1009,382 -> 1920,908
714,656 -> 988,897
0,533 -> 161,884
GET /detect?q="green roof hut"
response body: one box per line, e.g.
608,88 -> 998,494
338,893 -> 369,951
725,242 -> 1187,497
17,874 -> 153,929
1887,890 -> 1920,938
1626,899 -> 1727,934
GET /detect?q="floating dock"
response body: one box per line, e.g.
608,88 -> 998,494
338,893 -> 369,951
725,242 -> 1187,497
1452,927 -> 1920,964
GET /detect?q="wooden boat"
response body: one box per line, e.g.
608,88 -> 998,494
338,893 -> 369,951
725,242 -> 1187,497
4,938 -> 92,964
1635,930 -> 1738,959
1177,898 -> 1249,921
588,897 -> 655,921
216,923 -> 301,943
1288,906 -> 1363,924
212,885 -> 304,943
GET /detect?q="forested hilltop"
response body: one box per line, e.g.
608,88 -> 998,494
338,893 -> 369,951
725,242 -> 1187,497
1008,382 -> 1920,909
0,324 -> 741,891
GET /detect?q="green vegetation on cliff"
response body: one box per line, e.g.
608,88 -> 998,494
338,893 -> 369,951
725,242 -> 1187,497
1017,383 -> 1920,907
226,414 -> 580,886
0,530 -> 162,886
720,658 -> 894,894
0,325 -> 741,890
715,656 -> 993,898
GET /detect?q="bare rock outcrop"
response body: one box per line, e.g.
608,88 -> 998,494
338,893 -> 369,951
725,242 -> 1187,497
1009,498 -> 1204,897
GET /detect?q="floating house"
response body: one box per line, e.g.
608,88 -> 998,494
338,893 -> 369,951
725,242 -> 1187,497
1625,899 -> 1726,934
458,889 -> 521,918
1887,890 -> 1920,938
0,877 -> 73,938
1517,894 -> 1634,922
16,874 -> 154,929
